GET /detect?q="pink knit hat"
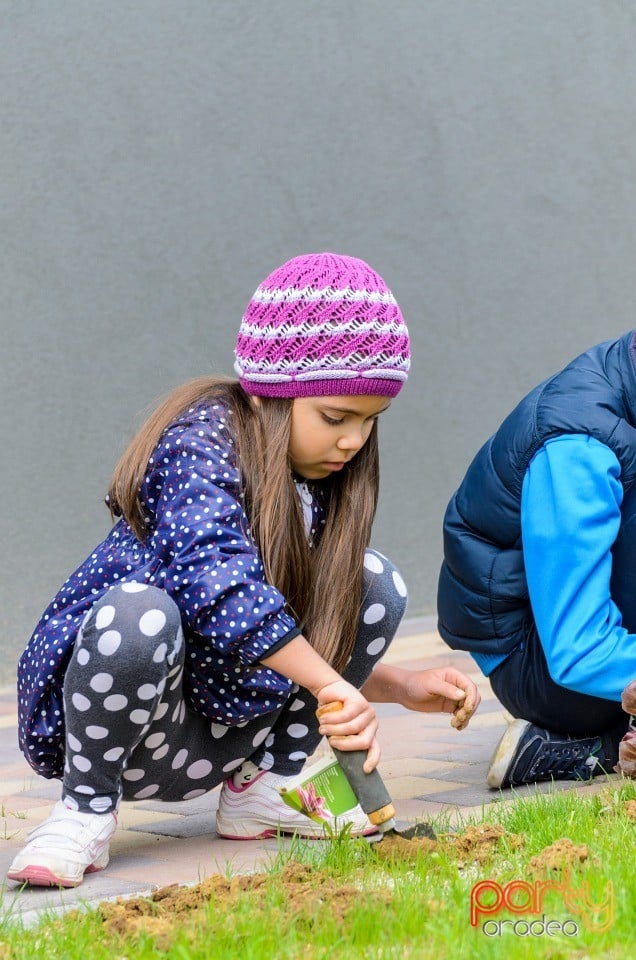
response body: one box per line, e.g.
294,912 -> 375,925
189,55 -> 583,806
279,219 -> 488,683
234,252 -> 410,398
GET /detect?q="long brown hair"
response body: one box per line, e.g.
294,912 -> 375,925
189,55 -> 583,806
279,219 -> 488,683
108,379 -> 379,672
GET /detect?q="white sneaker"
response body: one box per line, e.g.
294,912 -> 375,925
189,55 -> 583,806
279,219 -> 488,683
215,768 -> 376,840
6,801 -> 117,888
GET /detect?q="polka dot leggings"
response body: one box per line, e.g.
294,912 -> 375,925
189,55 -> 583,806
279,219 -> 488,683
61,550 -> 407,814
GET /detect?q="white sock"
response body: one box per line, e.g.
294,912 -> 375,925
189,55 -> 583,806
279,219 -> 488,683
231,760 -> 263,789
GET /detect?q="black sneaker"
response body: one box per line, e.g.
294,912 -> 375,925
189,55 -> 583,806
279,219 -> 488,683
487,719 -> 603,789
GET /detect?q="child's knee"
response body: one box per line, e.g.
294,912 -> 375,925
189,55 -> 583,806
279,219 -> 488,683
80,583 -> 183,657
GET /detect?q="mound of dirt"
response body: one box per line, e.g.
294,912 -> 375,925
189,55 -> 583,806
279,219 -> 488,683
98,862 -> 393,950
368,821 -> 524,866
528,838 -> 589,875
371,832 -> 437,861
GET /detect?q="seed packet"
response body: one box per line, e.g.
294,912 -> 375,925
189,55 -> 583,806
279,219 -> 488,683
277,753 -> 358,823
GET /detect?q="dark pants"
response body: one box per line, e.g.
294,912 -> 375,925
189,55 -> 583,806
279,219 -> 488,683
61,549 -> 407,814
489,628 -> 628,766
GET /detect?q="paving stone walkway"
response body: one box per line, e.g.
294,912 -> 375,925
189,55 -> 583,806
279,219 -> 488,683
0,619 -> 614,925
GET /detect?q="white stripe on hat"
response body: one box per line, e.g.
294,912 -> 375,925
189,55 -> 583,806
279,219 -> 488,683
251,285 -> 398,305
238,317 -> 409,339
236,357 -> 410,379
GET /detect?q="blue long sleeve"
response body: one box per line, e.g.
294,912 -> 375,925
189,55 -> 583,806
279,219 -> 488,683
521,434 -> 636,701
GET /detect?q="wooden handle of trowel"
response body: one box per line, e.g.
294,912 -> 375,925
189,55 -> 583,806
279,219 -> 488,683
317,701 -> 396,830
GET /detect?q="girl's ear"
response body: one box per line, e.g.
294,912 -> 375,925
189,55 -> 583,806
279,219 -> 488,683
250,396 -> 261,409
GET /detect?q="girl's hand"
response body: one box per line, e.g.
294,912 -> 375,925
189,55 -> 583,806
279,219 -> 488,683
315,680 -> 380,772
260,635 -> 381,769
401,667 -> 481,730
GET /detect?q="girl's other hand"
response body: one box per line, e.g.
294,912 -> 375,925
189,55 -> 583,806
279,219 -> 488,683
402,667 -> 481,730
315,680 -> 380,772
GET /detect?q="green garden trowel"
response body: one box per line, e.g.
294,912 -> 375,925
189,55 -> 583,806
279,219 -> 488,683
331,746 -> 436,842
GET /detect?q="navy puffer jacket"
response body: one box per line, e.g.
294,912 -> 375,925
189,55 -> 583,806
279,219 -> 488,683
438,332 -> 636,656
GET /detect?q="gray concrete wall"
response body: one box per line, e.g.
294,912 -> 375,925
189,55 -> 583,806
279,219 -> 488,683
3,1 -> 636,683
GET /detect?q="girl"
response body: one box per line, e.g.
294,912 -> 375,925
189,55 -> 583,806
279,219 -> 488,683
10,252 -> 479,888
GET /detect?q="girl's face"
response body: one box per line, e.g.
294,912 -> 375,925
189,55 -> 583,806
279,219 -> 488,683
288,395 -> 390,480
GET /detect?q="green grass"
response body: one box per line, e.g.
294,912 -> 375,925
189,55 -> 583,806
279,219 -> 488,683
1,779 -> 635,959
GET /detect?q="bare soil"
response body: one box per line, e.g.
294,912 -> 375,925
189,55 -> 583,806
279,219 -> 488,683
88,802 -> 632,950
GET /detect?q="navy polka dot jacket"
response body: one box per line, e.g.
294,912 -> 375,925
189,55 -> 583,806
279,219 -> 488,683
17,403 -> 324,778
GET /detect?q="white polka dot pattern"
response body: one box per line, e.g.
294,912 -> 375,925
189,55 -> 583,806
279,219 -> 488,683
251,727 -> 271,748
123,768 -> 146,781
286,723 -> 309,739
18,405 -> 409,810
187,759 -> 213,779
392,570 -> 407,597
144,732 -> 165,749
139,610 -> 167,637
172,749 -> 188,769
366,636 -> 386,656
95,606 -> 115,630
86,726 -> 109,739
363,603 -> 386,625
98,631 -> 121,656
90,673 -> 114,693
363,553 -> 385,573
153,643 -> 168,663
222,757 -> 245,773
104,694 -> 127,711
134,784 -> 160,798
130,709 -> 151,724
